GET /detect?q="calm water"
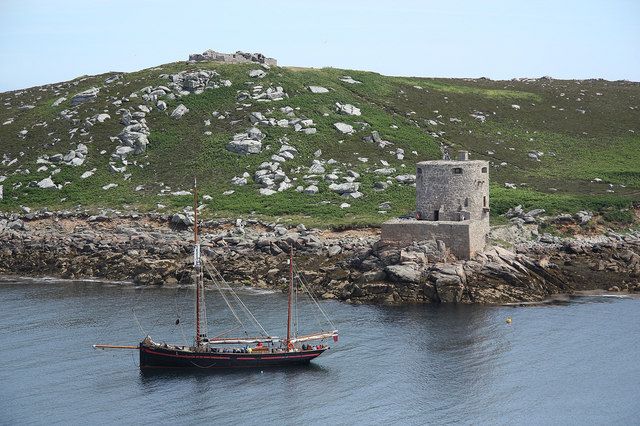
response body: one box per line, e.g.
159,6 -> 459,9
0,277 -> 639,425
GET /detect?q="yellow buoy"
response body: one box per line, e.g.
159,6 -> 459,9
506,317 -> 512,324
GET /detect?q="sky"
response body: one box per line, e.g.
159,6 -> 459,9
0,0 -> 638,91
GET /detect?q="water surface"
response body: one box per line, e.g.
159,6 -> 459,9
0,277 -> 638,425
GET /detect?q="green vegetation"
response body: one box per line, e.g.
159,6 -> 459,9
0,60 -> 638,228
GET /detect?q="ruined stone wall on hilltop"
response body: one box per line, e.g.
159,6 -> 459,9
188,50 -> 277,66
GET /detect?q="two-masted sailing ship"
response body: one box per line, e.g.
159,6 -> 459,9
94,180 -> 338,370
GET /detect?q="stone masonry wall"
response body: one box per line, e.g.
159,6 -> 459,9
381,219 -> 483,259
416,160 -> 489,224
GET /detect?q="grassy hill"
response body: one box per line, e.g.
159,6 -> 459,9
1,58 -> 639,227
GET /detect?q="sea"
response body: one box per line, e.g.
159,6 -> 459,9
0,276 -> 638,425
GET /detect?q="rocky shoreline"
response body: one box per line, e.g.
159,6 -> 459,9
1,210 -> 639,304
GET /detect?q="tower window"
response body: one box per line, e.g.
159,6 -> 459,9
452,168 -> 463,174
417,168 -> 423,175
464,198 -> 469,207
481,167 -> 488,173
483,196 -> 487,207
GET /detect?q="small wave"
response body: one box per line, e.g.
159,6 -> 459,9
0,274 -> 133,286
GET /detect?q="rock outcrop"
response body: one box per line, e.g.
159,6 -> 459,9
1,214 -> 638,304
188,50 -> 277,66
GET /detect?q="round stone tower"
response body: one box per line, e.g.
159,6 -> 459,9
415,151 -> 489,223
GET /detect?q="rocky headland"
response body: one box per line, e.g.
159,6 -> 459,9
1,209 -> 639,305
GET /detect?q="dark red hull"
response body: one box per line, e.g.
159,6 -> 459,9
139,345 -> 327,369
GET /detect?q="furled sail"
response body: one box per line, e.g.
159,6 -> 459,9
207,337 -> 279,345
288,330 -> 339,344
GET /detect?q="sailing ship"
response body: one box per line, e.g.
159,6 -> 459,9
94,180 -> 338,369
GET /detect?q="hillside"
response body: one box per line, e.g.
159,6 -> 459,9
1,53 -> 639,227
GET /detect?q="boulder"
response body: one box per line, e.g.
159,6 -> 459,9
335,102 -> 361,116
37,177 -> 57,189
226,139 -> 262,155
259,188 -> 277,196
334,122 -> 354,134
329,182 -> 360,194
308,86 -> 329,93
76,143 -> 88,155
96,113 -> 110,123
340,76 -> 362,84
309,162 -> 325,174
170,104 -> 189,119
171,213 -> 194,227
71,87 -> 99,106
385,264 -> 421,283
249,69 -> 267,78
304,185 -> 319,195
395,174 -> 416,184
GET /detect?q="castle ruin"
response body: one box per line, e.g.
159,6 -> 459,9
188,50 -> 277,67
381,151 -> 490,259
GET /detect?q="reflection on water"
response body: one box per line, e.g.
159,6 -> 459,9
0,278 -> 639,424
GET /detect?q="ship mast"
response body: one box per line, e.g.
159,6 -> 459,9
193,178 -> 206,347
286,246 -> 293,351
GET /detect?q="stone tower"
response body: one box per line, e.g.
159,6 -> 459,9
381,151 -> 490,259
416,150 -> 490,224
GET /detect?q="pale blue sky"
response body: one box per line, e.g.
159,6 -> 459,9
0,0 -> 638,91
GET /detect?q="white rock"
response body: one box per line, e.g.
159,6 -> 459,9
340,203 -> 351,209
52,97 -> 66,107
231,176 -> 248,186
511,104 -> 521,110
342,191 -> 363,199
278,181 -> 293,192
329,182 -> 360,194
76,143 -> 88,155
309,162 -> 326,174
80,171 -> 94,179
227,139 -> 262,155
249,69 -> 267,79
102,183 -> 118,190
170,104 -> 189,119
95,113 -> 110,123
304,185 -> 319,195
37,177 -> 57,189
336,102 -> 361,116
374,168 -> 396,175
308,86 -> 329,93
340,76 -> 362,84
334,122 -> 354,134
116,146 -> 134,156
259,188 -> 277,196
395,174 -> 416,184
71,87 -> 99,106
